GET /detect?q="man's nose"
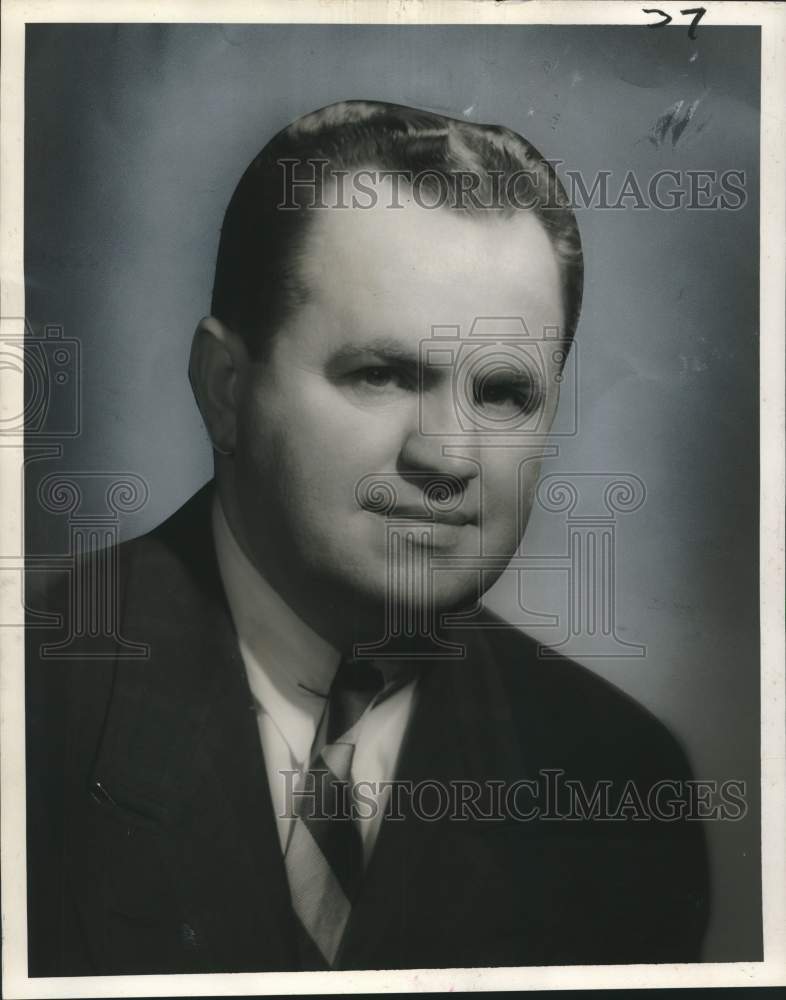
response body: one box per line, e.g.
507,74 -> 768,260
397,390 -> 480,486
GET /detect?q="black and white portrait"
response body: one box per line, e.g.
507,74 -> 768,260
2,3 -> 783,995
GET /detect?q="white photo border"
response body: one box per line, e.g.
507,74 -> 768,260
1,1 -> 784,995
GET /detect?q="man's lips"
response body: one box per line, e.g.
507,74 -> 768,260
364,503 -> 477,526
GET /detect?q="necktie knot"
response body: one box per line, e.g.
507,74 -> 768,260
326,659 -> 384,745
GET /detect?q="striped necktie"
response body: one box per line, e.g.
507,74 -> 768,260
284,658 -> 402,968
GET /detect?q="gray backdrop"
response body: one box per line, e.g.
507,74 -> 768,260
25,23 -> 761,961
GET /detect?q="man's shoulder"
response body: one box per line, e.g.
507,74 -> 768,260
25,482 -> 233,811
465,608 -> 693,779
28,482 -> 217,623
25,483 -> 221,738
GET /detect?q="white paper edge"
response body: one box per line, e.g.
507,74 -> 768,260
1,1 -> 783,995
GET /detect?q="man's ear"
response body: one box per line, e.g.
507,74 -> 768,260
189,316 -> 249,456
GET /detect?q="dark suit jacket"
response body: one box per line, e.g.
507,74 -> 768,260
26,484 -> 710,976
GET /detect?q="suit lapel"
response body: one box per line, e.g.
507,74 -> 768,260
84,486 -> 299,971
338,625 -> 528,968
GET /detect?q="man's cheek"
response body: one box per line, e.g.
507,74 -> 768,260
284,398 -> 353,453
480,487 -> 526,553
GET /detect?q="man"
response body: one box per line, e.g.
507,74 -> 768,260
26,101 -> 709,975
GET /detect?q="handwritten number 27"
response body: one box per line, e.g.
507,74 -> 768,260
642,7 -> 707,39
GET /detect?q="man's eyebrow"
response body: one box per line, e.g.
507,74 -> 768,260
328,338 -> 421,364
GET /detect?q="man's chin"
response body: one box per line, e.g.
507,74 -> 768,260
328,571 -> 482,638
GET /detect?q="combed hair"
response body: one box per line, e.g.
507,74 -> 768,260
211,100 -> 583,358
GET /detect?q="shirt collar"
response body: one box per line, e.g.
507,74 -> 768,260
212,496 -> 342,763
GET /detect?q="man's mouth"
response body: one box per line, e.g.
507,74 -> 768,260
363,503 -> 477,527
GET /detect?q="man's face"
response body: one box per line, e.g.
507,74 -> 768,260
229,181 -> 565,637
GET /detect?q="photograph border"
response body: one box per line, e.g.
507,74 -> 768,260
1,1 -> 784,995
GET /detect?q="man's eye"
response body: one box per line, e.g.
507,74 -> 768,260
351,366 -> 413,392
474,377 -> 540,414
361,367 -> 396,388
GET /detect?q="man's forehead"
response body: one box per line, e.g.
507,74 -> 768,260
296,186 -> 563,325
305,177 -> 554,260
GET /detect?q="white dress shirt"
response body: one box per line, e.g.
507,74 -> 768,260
212,498 -> 417,863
